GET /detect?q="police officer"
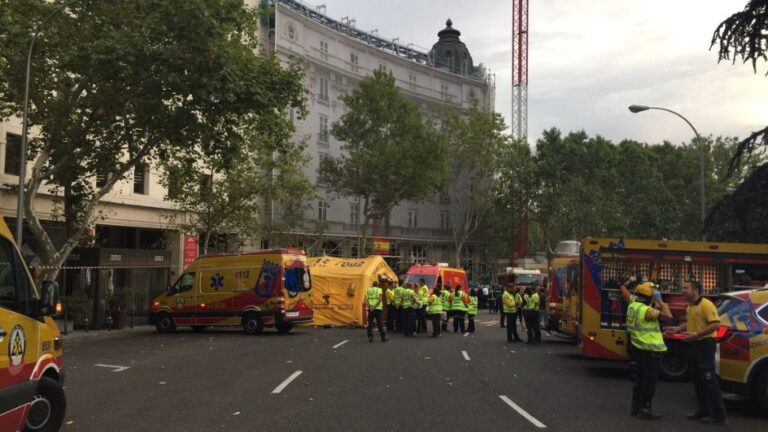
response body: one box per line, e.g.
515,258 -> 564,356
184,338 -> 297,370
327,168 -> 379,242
627,282 -> 671,419
385,279 -> 397,332
401,282 -> 415,337
523,286 -> 542,344
441,283 -> 452,331
365,280 -> 388,343
393,280 -> 405,333
467,288 -> 478,333
427,285 -> 443,337
417,279 -> 430,334
502,284 -> 522,342
450,285 -> 468,333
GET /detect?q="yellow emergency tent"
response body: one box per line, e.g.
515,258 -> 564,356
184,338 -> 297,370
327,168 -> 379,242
307,255 -> 398,327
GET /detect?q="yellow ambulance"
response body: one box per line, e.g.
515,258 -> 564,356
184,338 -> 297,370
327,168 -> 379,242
150,248 -> 313,334
0,218 -> 65,432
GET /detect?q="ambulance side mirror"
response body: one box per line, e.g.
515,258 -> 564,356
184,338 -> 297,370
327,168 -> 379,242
40,280 -> 60,316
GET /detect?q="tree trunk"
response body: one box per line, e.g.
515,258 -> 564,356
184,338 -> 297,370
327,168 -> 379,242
454,240 -> 464,269
202,230 -> 212,256
359,197 -> 371,258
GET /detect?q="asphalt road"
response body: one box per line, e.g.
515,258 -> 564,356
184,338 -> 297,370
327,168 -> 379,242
60,315 -> 764,431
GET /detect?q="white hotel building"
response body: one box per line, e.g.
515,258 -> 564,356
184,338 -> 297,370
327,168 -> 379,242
259,0 -> 496,274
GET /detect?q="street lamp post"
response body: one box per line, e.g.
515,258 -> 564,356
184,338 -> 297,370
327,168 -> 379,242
15,0 -> 83,245
628,104 -> 706,238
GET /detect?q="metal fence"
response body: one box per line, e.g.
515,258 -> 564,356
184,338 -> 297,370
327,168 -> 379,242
55,265 -> 177,332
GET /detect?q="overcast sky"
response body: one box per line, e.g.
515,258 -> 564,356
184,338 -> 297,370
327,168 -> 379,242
316,0 -> 766,146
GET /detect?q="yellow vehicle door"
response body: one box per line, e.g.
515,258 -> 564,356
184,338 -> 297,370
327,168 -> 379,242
168,272 -> 196,326
0,236 -> 41,423
197,268 -> 234,325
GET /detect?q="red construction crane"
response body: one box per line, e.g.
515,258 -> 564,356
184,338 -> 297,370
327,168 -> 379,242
511,0 -> 529,265
512,0 -> 528,141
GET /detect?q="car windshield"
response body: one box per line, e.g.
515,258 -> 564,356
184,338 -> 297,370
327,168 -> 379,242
515,274 -> 541,285
404,274 -> 436,289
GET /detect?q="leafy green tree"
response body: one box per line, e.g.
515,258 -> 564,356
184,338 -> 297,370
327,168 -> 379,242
161,134 -> 315,255
0,0 -> 306,280
483,139 -> 536,263
319,70 -> 449,256
437,99 -> 507,266
707,0 -> 768,241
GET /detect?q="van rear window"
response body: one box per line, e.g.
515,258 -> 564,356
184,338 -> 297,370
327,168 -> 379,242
284,267 -> 310,297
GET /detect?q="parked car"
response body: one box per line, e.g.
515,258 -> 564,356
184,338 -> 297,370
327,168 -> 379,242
717,288 -> 768,414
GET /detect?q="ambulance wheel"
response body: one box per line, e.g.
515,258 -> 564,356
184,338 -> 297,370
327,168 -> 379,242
753,368 -> 768,416
155,313 -> 176,333
23,377 -> 66,432
243,314 -> 264,335
660,343 -> 690,381
276,322 -> 294,333
191,325 -> 206,332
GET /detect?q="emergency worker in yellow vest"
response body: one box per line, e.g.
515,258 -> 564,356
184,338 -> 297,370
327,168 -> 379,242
523,286 -> 542,344
467,288 -> 478,333
385,279 -> 397,333
427,285 -> 443,337
440,283 -> 452,331
449,285 -> 469,333
365,280 -> 388,343
401,282 -> 416,337
502,284 -> 522,342
626,282 -> 672,419
416,279 -> 430,334
393,281 -> 405,333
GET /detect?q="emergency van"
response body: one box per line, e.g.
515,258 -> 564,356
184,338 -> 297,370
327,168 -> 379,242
402,263 -> 468,293
0,217 -> 65,432
150,249 -> 313,334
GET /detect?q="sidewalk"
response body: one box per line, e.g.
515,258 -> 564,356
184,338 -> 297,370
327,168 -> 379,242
59,325 -> 153,341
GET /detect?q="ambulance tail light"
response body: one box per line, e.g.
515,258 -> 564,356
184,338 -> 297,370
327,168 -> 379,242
277,296 -> 286,313
54,336 -> 63,351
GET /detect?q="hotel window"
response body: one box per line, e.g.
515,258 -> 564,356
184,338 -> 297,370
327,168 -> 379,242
318,200 -> 330,221
318,76 -> 329,103
133,163 -> 148,195
440,211 -> 451,230
350,203 -> 360,226
350,53 -> 359,73
318,115 -> 329,143
320,40 -> 329,60
408,72 -> 417,91
407,209 -> 418,228
3,133 -> 21,175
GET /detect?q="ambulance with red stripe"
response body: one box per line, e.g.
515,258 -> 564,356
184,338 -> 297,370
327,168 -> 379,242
150,249 -> 313,334
0,217 -> 65,432
402,263 -> 468,293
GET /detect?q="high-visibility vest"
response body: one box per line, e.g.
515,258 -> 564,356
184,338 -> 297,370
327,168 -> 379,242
468,296 -> 478,315
366,287 -> 383,310
418,285 -> 430,308
502,291 -> 518,313
441,290 -> 452,310
385,288 -> 396,305
401,289 -> 414,309
427,293 -> 443,314
524,293 -> 539,311
392,286 -> 403,307
626,301 -> 667,352
451,291 -> 467,312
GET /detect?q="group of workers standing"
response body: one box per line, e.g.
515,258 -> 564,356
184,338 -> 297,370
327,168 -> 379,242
499,278 -> 542,344
365,279 -> 479,342
621,278 -> 728,425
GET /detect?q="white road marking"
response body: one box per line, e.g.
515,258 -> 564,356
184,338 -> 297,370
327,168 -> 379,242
332,339 -> 349,349
485,322 -> 497,327
499,395 -> 547,429
461,350 -> 471,361
464,332 -> 470,337
94,363 -> 130,373
272,370 -> 303,394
